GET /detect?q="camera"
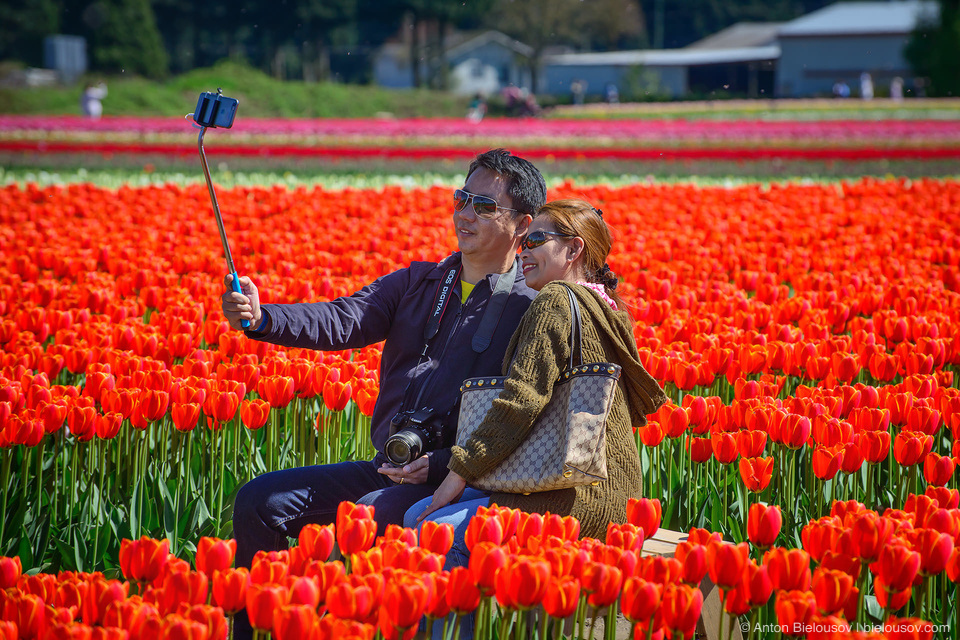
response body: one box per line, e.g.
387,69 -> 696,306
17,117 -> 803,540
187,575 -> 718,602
385,408 -> 442,466
193,90 -> 238,129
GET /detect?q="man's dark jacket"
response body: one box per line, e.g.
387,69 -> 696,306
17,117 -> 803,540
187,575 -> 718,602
246,252 -> 536,483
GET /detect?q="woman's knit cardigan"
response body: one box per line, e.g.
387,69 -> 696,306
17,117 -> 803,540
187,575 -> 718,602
448,282 -> 668,539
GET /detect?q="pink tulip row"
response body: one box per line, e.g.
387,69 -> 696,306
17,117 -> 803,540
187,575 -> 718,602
1,116 -> 959,146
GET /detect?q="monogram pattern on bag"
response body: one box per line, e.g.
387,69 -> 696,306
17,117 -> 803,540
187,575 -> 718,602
456,363 -> 620,493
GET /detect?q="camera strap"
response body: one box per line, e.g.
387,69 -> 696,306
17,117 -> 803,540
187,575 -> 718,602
398,256 -> 519,415
423,265 -> 462,343
471,257 -> 518,353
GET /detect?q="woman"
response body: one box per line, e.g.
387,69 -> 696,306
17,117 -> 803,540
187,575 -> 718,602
404,199 -> 667,560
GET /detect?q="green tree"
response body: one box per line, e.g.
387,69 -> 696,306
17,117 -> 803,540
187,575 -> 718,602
493,0 -> 644,90
0,0 -> 59,66
87,0 -> 169,78
905,0 -> 960,97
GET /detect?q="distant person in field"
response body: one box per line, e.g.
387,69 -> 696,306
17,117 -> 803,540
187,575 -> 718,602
80,82 -> 107,118
221,148 -> 546,640
890,77 -> 904,102
860,72 -> 874,100
832,80 -> 850,99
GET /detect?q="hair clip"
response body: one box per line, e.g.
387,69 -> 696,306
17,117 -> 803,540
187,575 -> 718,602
593,207 -> 604,218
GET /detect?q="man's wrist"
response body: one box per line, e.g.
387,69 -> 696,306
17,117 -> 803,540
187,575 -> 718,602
251,309 -> 270,333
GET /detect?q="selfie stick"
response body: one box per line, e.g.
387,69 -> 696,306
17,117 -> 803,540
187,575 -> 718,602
197,126 -> 250,329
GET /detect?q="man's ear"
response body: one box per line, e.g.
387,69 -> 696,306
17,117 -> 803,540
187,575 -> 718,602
514,214 -> 532,237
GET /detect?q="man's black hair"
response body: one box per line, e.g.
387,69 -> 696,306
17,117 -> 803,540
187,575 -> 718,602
466,148 -> 547,216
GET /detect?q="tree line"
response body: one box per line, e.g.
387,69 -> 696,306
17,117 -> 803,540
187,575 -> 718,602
1,0 -> 957,96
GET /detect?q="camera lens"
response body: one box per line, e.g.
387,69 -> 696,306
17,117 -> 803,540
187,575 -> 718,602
385,430 -> 423,466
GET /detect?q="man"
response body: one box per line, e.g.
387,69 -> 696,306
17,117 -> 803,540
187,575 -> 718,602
221,148 -> 545,636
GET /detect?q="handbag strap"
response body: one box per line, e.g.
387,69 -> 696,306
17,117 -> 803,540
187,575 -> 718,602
557,283 -> 584,369
504,282 -> 585,375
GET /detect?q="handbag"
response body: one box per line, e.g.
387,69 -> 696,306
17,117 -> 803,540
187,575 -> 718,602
455,284 -> 621,494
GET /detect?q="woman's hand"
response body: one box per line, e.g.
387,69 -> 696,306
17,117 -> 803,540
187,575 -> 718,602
377,455 -> 430,485
416,471 -> 467,523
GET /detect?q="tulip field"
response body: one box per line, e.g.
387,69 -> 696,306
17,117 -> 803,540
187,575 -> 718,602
2,112 -> 960,638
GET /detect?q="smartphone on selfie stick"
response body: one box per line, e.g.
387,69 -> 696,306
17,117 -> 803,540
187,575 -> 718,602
190,89 -> 249,328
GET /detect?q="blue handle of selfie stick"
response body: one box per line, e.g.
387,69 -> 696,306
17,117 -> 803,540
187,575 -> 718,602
230,272 -> 251,329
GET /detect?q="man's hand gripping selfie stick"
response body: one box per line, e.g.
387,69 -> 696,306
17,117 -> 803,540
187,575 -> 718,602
191,90 -> 248,328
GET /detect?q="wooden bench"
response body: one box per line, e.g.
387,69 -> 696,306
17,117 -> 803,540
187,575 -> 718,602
641,528 -> 743,640
586,529 -> 743,640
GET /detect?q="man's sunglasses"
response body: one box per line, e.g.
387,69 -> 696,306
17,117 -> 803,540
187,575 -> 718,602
454,189 -> 520,219
521,230 -> 575,251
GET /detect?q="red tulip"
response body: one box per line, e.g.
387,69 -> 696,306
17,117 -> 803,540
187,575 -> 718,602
706,541 -> 749,589
774,590 -> 816,637
909,528 -> 954,577
259,376 -> 295,409
660,583 -> 703,640
323,380 -> 353,412
336,502 -> 377,556
297,523 -> 335,562
469,541 -> 508,597
326,577 -> 375,622
626,498 -> 661,538
160,569 -> 209,615
686,436 -> 713,463
246,583 -> 287,631
736,429 -> 767,458
874,577 -> 912,611
418,521 -> 454,556
421,572 -> 451,621
250,552 -> 289,584
120,537 -> 170,584
212,567 -> 249,615
780,414 -> 812,449
710,430 -> 738,464
923,452 -> 954,486
620,577 -> 661,623
273,604 -> 320,640
747,503 -> 781,549
170,402 -> 200,432
675,541 -> 707,586
858,429 -> 891,464
494,557 -> 551,610
881,617 -> 935,640
811,567 -> 854,616
180,603 -> 228,640
764,547 -> 812,592
239,398 -> 270,431
0,556 -> 22,589
849,512 -> 895,563
871,543 -> 920,593
446,566 -> 481,614
739,456 -> 774,492
893,429 -> 932,467
464,513 -> 505,551
195,537 -> 235,578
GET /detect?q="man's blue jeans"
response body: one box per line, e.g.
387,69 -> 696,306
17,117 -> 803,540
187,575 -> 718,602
404,489 -> 490,640
232,453 -> 435,640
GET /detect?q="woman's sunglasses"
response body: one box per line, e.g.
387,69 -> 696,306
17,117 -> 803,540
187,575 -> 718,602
521,230 -> 575,251
454,189 -> 520,219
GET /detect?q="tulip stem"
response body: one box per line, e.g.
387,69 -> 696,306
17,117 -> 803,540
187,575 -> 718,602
35,438 -> 44,520
605,603 -> 617,640
920,575 -> 931,622
577,594 -> 588,640
0,449 -> 10,549
499,607 -> 514,640
747,607 -> 758,640
218,420 -> 228,534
